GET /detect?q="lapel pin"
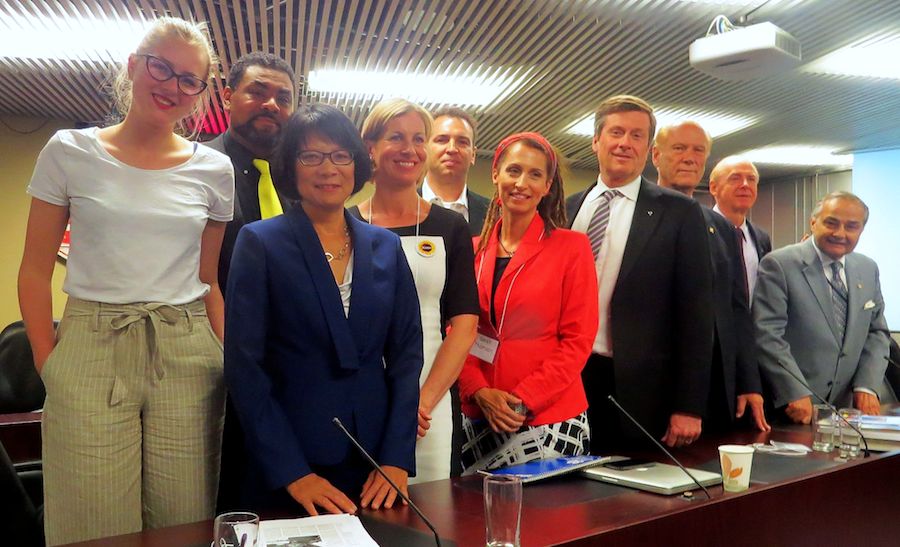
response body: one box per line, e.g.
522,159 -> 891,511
417,239 -> 436,257
647,210 -> 653,216
857,283 -> 863,289
708,226 -> 715,234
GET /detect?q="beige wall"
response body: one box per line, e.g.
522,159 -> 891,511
0,116 -> 72,327
751,170 -> 852,250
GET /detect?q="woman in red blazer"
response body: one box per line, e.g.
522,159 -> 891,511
458,132 -> 599,473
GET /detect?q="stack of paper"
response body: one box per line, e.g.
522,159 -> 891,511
859,415 -> 900,442
259,514 -> 378,547
821,414 -> 900,451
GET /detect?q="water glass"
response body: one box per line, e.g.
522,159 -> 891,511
213,511 -> 259,547
811,404 -> 835,452
484,474 -> 522,547
837,408 -> 862,459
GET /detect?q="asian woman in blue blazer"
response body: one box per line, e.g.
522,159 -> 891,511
224,104 -> 423,515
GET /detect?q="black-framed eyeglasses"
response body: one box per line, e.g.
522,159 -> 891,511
297,150 -> 354,166
136,54 -> 208,96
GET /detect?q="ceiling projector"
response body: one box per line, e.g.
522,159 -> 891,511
689,22 -> 801,80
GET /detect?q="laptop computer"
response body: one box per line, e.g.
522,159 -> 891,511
580,457 -> 722,495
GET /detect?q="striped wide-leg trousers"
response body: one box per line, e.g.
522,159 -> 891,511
40,297 -> 226,546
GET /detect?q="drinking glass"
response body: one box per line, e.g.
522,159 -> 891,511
811,404 -> 835,452
213,511 -> 259,547
837,408 -> 862,459
484,474 -> 522,547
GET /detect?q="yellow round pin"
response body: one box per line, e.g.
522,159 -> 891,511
417,240 -> 436,257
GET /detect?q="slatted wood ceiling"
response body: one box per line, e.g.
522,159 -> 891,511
1,0 -> 899,179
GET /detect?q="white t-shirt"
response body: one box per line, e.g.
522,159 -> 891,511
27,127 -> 235,304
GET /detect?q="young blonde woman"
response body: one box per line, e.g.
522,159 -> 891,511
18,17 -> 233,545
350,99 -> 478,482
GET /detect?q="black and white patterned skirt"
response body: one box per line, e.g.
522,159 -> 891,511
460,412 -> 591,475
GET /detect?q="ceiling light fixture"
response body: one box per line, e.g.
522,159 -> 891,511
804,33 -> 900,80
0,11 -> 151,62
564,107 -> 757,138
739,145 -> 853,166
307,67 -> 532,108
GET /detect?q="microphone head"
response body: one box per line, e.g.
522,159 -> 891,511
332,417 -> 343,428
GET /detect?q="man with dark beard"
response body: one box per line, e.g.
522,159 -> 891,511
205,52 -> 295,513
206,52 -> 296,293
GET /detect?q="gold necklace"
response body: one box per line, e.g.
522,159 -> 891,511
497,237 -> 516,257
325,226 -> 351,263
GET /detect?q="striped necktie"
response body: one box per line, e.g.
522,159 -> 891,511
586,189 -> 621,260
252,158 -> 283,219
829,261 -> 848,342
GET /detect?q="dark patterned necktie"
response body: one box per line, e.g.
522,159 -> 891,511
586,189 -> 622,260
735,227 -> 750,300
830,261 -> 848,342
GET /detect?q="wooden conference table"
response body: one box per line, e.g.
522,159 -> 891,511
58,424 -> 900,547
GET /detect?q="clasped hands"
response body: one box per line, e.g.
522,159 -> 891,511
473,387 -> 527,433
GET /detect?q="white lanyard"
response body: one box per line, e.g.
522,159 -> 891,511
476,231 -> 543,338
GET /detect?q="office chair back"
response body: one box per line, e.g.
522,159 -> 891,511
0,320 -> 45,413
1,437 -> 44,546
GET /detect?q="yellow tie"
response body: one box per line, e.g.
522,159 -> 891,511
252,158 -> 283,219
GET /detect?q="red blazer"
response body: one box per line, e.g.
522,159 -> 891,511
459,215 -> 599,426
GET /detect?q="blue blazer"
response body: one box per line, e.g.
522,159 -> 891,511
224,206 -> 423,492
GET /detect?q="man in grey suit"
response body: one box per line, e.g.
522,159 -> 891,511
755,191 -> 891,424
422,107 -> 490,235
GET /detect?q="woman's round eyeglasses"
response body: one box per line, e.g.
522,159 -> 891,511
136,54 -> 208,96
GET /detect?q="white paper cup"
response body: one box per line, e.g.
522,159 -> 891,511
718,444 -> 754,492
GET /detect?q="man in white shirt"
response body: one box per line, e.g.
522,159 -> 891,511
422,107 -> 490,235
566,96 -> 714,450
755,191 -> 891,423
709,156 -> 772,299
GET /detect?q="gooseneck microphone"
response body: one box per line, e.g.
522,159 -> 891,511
776,363 -> 870,458
607,395 -> 712,499
331,417 -> 442,547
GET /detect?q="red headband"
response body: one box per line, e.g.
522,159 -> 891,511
491,132 -> 558,179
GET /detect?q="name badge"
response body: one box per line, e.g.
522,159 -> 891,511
470,333 -> 499,364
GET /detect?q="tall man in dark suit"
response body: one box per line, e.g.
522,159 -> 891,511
651,121 -> 769,433
755,192 -> 892,423
205,52 -> 296,293
566,96 -> 714,450
709,156 -> 771,298
422,107 -> 490,235
205,52 -> 295,512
